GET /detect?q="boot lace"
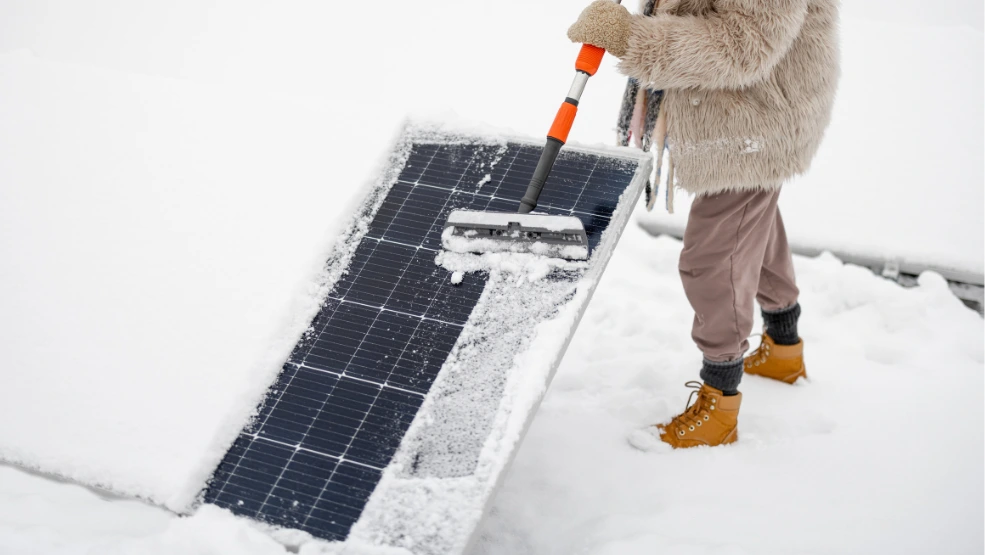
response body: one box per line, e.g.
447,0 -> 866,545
745,333 -> 771,369
669,381 -> 714,436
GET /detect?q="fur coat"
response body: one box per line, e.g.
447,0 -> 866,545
620,0 -> 840,195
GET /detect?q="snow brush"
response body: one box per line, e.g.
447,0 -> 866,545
442,4 -> 621,262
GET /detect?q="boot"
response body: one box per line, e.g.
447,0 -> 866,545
744,332 -> 806,384
658,382 -> 740,449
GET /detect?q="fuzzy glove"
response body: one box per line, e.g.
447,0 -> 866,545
567,0 -> 632,58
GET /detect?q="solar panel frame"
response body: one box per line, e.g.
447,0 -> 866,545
201,123 -> 652,551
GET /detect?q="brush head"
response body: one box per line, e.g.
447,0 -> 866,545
442,210 -> 590,260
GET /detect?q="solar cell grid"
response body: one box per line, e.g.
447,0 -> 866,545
204,138 -> 639,542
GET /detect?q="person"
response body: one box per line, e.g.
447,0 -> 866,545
567,0 -> 840,448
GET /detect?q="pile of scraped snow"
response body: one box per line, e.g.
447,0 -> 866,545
436,248 -> 588,284
471,224 -> 984,555
2,223 -> 980,555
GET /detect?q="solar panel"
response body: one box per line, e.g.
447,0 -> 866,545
202,127 -> 650,549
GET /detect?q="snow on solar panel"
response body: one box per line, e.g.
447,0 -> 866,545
202,124 -> 652,552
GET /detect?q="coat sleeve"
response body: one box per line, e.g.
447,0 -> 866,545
618,0 -> 810,90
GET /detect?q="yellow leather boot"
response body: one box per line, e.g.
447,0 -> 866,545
658,382 -> 741,448
744,333 -> 806,384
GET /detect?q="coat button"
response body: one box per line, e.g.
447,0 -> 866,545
691,98 -> 701,106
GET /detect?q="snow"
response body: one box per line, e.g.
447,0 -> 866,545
472,226 -> 984,555
436,249 -> 588,284
3,224 -> 981,554
441,228 -> 591,263
0,464 -> 290,555
0,0 -> 982,553
0,48 -> 429,509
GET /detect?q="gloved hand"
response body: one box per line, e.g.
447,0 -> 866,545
567,0 -> 632,58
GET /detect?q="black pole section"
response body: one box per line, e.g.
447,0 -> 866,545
518,137 -> 564,214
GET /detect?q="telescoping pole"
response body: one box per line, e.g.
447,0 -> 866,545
518,2 -> 620,214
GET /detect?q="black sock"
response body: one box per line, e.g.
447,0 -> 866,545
763,303 -> 801,345
700,358 -> 743,396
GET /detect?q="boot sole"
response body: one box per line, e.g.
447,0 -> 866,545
722,428 -> 738,445
781,367 -> 807,384
747,365 -> 807,385
657,427 -> 739,449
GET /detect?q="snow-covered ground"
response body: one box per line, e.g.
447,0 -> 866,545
3,224 -> 982,554
0,0 -> 982,553
473,226 -> 984,555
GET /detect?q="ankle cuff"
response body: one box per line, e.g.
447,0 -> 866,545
763,303 -> 800,345
700,358 -> 743,395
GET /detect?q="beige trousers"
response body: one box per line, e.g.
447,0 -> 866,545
679,189 -> 799,363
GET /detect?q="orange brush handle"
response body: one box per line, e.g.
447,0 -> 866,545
547,45 -> 608,143
519,16 -> 617,213
548,102 -> 578,143
575,44 -> 607,76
